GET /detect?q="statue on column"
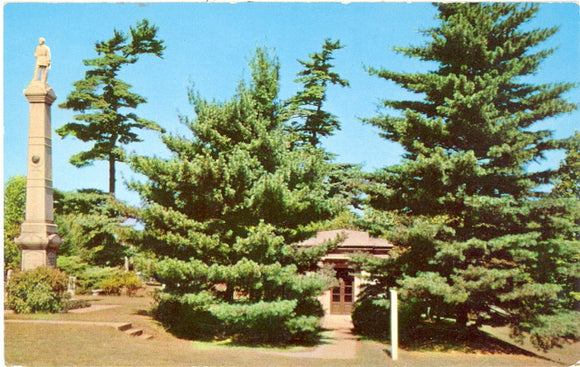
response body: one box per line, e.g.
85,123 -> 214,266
18,37 -> 60,271
32,37 -> 51,83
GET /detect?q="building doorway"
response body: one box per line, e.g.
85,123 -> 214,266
330,268 -> 354,315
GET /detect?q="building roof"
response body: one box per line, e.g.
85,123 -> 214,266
300,229 -> 393,248
299,229 -> 393,251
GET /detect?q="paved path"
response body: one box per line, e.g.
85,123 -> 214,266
264,315 -> 368,360
69,304 -> 120,313
5,318 -> 129,330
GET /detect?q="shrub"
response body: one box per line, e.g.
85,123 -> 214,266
99,271 -> 143,296
57,256 -> 120,294
6,267 -> 68,313
57,255 -> 88,275
352,295 -> 390,339
285,315 -> 321,344
64,299 -> 91,311
133,252 -> 159,281
529,311 -> 580,351
208,299 -> 321,344
209,300 -> 295,343
352,293 -> 423,340
152,291 -> 222,340
152,291 -> 323,344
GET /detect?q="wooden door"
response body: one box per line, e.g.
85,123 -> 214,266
330,268 -> 354,315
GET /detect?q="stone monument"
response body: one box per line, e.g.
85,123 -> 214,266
15,37 -> 62,270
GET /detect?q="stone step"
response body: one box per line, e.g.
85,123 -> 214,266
115,322 -> 154,340
124,328 -> 143,337
5,319 -> 154,340
139,333 -> 154,340
116,323 -> 133,332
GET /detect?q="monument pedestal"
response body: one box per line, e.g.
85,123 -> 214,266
15,80 -> 61,271
17,223 -> 61,270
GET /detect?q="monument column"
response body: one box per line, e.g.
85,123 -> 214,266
15,38 -> 61,270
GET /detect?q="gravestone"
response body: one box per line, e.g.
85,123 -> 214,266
67,276 -> 77,296
15,38 -> 62,270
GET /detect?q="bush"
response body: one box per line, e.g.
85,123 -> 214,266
64,299 -> 91,311
152,291 -> 323,344
529,311 -> 580,351
209,300 -> 297,343
133,252 -> 159,281
99,271 -> 143,296
352,293 -> 423,340
57,255 -> 88,275
152,291 -> 223,340
285,315 -> 321,344
57,257 -> 120,294
6,267 -> 68,314
352,295 -> 390,339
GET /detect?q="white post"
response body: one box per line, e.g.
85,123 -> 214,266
390,288 -> 398,361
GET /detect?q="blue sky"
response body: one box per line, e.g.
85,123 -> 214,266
3,2 -> 579,206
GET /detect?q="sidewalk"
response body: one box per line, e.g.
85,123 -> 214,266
264,315 -> 364,359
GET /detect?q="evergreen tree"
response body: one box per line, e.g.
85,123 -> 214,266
552,132 -> 580,199
358,3 -> 579,350
287,39 -> 362,217
4,175 -> 26,271
287,39 -> 350,147
550,132 -> 580,312
129,48 -> 343,343
57,20 -> 165,195
54,189 -> 138,266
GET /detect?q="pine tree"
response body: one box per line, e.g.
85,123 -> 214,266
358,3 -> 579,349
54,189 -> 138,266
550,132 -> 580,312
287,39 -> 362,218
57,20 -> 165,195
128,48 -> 343,343
552,132 -> 580,199
287,39 -> 349,147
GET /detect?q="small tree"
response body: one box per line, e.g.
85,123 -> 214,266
57,20 -> 165,195
54,189 -> 138,266
4,176 -> 26,271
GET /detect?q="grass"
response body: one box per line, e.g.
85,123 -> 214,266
191,338 -> 310,352
5,290 -> 579,367
5,323 -> 202,367
359,319 -> 563,356
399,322 -> 537,355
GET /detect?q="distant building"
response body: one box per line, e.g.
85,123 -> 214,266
299,230 -> 393,315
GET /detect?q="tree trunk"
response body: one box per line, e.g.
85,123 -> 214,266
109,154 -> 115,196
574,277 -> 580,311
456,304 -> 469,326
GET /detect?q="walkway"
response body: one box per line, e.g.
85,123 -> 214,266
265,315 -> 362,359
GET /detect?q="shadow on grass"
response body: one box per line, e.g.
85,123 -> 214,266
134,309 -> 151,316
373,322 -> 570,366
157,320 -> 329,350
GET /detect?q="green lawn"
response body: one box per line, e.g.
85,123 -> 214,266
5,291 -> 579,367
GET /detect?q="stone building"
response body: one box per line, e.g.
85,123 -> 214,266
299,230 -> 393,315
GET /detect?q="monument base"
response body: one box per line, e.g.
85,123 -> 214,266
16,222 -> 61,271
20,248 -> 59,270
